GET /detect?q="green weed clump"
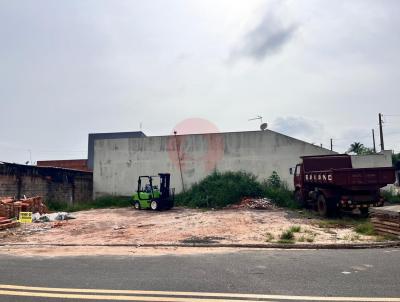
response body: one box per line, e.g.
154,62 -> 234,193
289,225 -> 301,233
175,171 -> 264,208
355,221 -> 376,236
280,229 -> 295,241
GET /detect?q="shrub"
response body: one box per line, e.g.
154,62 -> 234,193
267,171 -> 281,187
262,181 -> 297,208
382,189 -> 400,204
175,171 -> 264,208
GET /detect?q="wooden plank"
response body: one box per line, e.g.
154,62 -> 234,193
374,228 -> 400,236
372,221 -> 400,229
0,221 -> 19,230
371,219 -> 400,227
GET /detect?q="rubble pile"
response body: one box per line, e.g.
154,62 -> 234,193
228,197 -> 276,210
0,196 -> 48,219
32,212 -> 75,222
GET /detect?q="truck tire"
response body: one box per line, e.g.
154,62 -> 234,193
317,194 -> 337,217
295,190 -> 306,208
359,207 -> 369,218
133,201 -> 141,210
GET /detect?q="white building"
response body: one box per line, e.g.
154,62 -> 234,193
91,129 -> 393,197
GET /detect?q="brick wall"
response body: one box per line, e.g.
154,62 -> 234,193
37,159 -> 90,172
0,163 -> 92,205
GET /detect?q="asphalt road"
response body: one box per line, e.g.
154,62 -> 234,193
0,248 -> 399,301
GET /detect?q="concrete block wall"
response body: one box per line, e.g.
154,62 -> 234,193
93,130 -> 336,197
0,174 -> 18,197
0,163 -> 93,204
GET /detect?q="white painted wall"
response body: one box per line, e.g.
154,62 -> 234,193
351,151 -> 392,168
93,130 -> 335,197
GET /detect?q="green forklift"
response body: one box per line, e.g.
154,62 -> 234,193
132,173 -> 174,211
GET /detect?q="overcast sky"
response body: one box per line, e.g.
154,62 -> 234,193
1,0 -> 399,164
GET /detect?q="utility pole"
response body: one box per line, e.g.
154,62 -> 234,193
174,131 -> 185,192
372,129 -> 376,153
379,113 -> 385,151
330,139 -> 333,151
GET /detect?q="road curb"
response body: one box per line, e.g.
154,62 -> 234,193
1,241 -> 399,250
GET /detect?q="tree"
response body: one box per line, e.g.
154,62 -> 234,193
347,142 -> 375,155
348,142 -> 365,155
393,153 -> 400,166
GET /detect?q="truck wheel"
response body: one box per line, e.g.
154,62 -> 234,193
360,207 -> 369,218
317,194 -> 337,217
133,201 -> 141,210
295,190 -> 306,208
150,200 -> 159,211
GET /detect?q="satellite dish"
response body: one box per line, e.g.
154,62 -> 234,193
260,123 -> 268,131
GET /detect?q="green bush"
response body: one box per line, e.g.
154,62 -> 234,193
176,170 -> 296,209
267,171 -> 281,187
47,196 -> 131,212
382,189 -> 400,204
175,171 -> 264,208
262,181 -> 297,208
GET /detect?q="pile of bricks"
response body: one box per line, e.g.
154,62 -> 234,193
371,205 -> 400,238
0,196 -> 48,220
0,216 -> 19,230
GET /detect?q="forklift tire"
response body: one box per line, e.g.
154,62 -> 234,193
150,200 -> 159,211
317,194 -> 336,217
133,201 -> 141,210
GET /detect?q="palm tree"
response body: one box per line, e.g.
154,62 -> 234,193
348,142 -> 365,155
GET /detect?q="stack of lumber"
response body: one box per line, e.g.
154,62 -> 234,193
0,196 -> 48,219
370,205 -> 400,237
0,216 -> 19,230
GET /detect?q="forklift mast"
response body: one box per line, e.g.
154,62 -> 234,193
158,173 -> 170,199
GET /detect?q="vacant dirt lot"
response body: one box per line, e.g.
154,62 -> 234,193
0,207 -> 379,253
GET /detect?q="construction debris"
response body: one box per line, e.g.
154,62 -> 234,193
370,205 -> 400,238
0,196 -> 48,219
32,212 -> 75,222
227,197 -> 276,210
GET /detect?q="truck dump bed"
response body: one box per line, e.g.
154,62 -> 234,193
302,154 -> 396,189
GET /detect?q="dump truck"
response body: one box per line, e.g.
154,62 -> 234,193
293,154 -> 396,216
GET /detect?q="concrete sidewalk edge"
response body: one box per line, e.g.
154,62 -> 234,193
1,241 -> 399,249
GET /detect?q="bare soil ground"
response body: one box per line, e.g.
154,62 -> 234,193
0,206 -> 383,257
